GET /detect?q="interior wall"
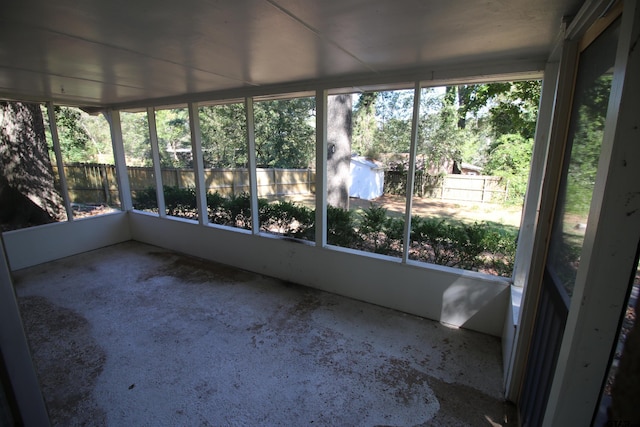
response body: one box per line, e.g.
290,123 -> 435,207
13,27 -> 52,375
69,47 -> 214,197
129,211 -> 510,337
2,212 -> 131,270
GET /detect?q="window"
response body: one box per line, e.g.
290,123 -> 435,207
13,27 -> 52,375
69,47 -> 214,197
253,96 -> 316,241
154,107 -> 198,220
325,90 -> 414,257
51,107 -> 120,218
120,111 -> 156,213
198,102 -> 251,230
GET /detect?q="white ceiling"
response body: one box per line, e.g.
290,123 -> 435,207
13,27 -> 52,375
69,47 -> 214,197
0,0 -> 584,108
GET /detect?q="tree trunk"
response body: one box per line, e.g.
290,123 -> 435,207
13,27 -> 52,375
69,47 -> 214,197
327,95 -> 352,210
0,102 -> 65,230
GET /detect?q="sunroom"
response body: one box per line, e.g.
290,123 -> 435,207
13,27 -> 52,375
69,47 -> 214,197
1,0 -> 639,425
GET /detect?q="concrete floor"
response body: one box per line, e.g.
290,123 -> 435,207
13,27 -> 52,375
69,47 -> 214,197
13,241 -> 515,426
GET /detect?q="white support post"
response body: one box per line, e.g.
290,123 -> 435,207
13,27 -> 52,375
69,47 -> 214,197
188,102 -> 208,226
147,107 -> 166,217
315,89 -> 328,247
245,97 -> 260,235
544,3 -> 640,425
402,82 -> 421,262
107,109 -> 133,211
46,102 -> 73,221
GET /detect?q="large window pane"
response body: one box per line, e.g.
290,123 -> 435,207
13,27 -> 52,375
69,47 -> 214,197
326,90 -> 413,257
254,96 -> 316,241
0,103 -> 67,231
121,111 -> 156,213
198,102 -> 250,229
404,83 -> 537,277
52,107 -> 120,218
155,107 -> 198,220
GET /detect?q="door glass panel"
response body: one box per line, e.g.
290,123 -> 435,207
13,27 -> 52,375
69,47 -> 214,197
546,19 -> 620,298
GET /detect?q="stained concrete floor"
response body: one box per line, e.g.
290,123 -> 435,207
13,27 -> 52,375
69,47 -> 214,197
13,241 -> 515,426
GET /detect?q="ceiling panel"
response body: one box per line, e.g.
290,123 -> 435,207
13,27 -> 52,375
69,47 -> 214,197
0,0 -> 584,107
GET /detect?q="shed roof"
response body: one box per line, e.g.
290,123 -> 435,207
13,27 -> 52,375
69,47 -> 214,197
351,156 -> 385,171
0,0 -> 583,108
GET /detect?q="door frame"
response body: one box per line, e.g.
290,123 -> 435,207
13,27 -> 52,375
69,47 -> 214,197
506,1 -> 640,424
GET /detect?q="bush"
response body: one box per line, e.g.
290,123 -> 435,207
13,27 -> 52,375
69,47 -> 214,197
260,200 -> 314,240
132,189 -> 517,276
133,187 -> 157,211
163,186 -> 197,217
411,218 -> 494,272
221,193 -> 253,229
359,205 -> 404,255
327,205 -> 360,247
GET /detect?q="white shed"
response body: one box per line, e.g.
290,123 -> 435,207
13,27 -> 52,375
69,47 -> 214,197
349,156 -> 385,200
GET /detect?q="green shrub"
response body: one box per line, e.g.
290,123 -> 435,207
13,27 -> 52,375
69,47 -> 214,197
358,205 -> 404,255
260,200 -> 314,240
220,193 -> 252,229
134,188 -> 517,277
163,186 -> 197,217
133,187 -> 157,210
481,227 -> 518,276
411,218 -> 484,270
327,205 -> 360,247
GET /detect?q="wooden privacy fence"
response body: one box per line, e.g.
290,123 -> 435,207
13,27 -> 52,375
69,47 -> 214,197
54,163 -> 316,204
58,163 -> 121,205
55,163 -> 505,205
384,170 -> 507,203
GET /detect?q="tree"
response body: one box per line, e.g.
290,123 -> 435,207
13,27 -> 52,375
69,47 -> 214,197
121,112 -> 152,167
483,134 -> 534,203
327,95 -> 352,209
1,102 -> 65,229
253,98 -> 315,169
45,106 -> 113,164
199,103 -> 247,168
47,106 -> 94,163
352,92 -> 377,158
155,108 -> 191,167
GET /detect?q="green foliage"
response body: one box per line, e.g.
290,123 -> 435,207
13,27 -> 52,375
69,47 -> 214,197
410,217 -> 516,274
155,108 -> 191,167
163,186 -> 197,217
199,104 -> 248,168
44,106 -> 113,164
564,75 -> 612,216
49,106 -> 92,162
327,205 -> 360,247
260,200 -> 315,240
484,134 -> 534,204
254,98 -> 316,168
216,192 -> 253,228
418,95 -> 464,171
352,90 -> 415,160
121,112 -> 152,166
359,205 -> 404,254
131,188 -> 517,276
491,81 -> 541,140
352,92 -> 378,158
132,187 -> 157,211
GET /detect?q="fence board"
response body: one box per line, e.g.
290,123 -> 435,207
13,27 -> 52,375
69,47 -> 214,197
54,164 -> 316,203
54,163 -> 505,205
